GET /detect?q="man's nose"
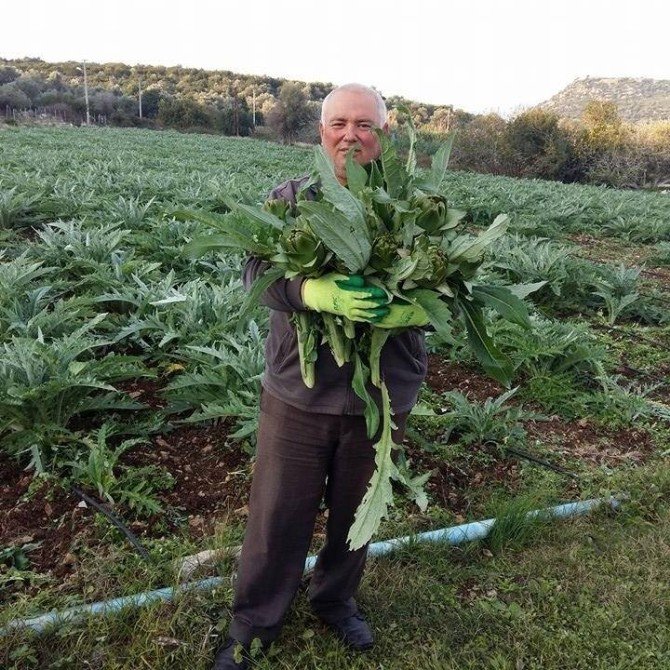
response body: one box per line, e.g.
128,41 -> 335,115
343,124 -> 358,141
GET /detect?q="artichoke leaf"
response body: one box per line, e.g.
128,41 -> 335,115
236,267 -> 285,329
298,201 -> 371,274
456,295 -> 513,386
404,288 -> 453,338
314,146 -> 367,229
347,382 -> 399,550
374,129 -> 405,199
471,285 -> 532,330
352,353 -> 380,439
345,150 -> 369,197
447,214 -> 509,264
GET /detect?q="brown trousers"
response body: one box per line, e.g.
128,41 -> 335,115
228,391 -> 408,645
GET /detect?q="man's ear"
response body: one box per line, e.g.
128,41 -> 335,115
382,122 -> 389,134
319,122 -> 325,143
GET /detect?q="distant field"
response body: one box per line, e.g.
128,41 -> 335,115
1,126 -> 669,669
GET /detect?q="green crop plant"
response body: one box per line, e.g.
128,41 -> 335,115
591,377 -> 670,427
0,185 -> 42,229
491,315 -> 607,379
66,423 -> 170,516
0,253 -> 53,297
432,387 -> 529,449
590,263 -> 641,324
164,322 -> 266,442
650,241 -> 670,266
105,275 -> 265,356
104,195 -> 157,227
489,234 -> 597,309
0,315 -> 146,473
0,288 -> 94,340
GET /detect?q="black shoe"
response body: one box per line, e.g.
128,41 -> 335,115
212,638 -> 250,669
327,613 -> 374,651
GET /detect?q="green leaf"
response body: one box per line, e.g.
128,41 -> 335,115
234,203 -> 285,230
181,209 -> 278,257
397,104 -> 417,176
237,267 -> 285,327
457,296 -> 513,386
369,328 -> 390,387
345,150 -> 368,197
471,285 -> 532,330
504,281 -> 548,299
298,201 -> 371,274
351,353 -> 379,439
321,313 -> 350,367
429,132 -> 456,192
347,382 -> 399,550
404,289 -> 453,339
294,312 -> 318,389
447,214 -> 509,264
314,146 -> 367,227
374,129 -> 405,198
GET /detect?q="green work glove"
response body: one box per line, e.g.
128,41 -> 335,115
371,300 -> 430,328
302,273 -> 389,322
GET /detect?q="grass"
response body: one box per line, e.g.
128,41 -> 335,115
2,461 -> 670,670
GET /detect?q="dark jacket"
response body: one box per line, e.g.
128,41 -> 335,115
243,176 -> 427,415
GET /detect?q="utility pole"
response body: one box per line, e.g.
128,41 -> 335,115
252,87 -> 256,127
138,72 -> 143,119
82,60 -> 90,125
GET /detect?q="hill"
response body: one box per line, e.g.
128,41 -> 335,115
538,77 -> 670,123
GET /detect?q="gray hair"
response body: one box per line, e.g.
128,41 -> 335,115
320,83 -> 387,126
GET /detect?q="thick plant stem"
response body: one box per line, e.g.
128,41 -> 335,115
322,313 -> 349,367
343,317 -> 356,340
294,312 -> 316,388
369,327 -> 390,388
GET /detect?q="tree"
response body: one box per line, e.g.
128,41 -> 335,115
0,65 -> 20,85
504,108 -> 576,180
267,82 -> 314,143
157,96 -> 210,129
141,88 -> 163,119
0,83 -> 31,109
450,113 -> 508,175
581,100 -> 627,151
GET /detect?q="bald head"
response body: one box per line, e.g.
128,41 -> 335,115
321,84 -> 387,126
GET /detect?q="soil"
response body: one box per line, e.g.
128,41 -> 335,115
569,233 -> 670,284
424,355 -> 505,401
0,357 -> 663,599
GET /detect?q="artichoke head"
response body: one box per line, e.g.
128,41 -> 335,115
369,233 -> 400,273
275,223 -> 330,277
263,198 -> 292,222
414,194 -> 449,235
407,237 -> 449,288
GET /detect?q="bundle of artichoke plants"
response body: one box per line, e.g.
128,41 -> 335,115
185,120 -> 532,550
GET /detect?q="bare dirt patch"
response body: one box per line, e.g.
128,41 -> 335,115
425,355 -> 505,401
524,416 -> 656,468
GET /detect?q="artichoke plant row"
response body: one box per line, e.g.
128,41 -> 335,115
185,122 -> 533,550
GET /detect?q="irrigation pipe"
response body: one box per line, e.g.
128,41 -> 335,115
1,495 -> 620,637
71,487 -> 150,561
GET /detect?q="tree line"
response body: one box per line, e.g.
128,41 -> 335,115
2,59 -> 668,189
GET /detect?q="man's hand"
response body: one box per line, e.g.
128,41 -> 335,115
302,273 -> 389,322
370,300 -> 430,329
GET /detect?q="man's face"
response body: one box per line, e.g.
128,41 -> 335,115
319,90 -> 388,184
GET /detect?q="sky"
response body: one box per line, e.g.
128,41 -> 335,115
3,0 -> 669,116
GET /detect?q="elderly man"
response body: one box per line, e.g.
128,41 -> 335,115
213,83 -> 429,669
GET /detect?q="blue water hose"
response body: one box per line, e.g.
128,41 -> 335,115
1,496 -> 620,636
